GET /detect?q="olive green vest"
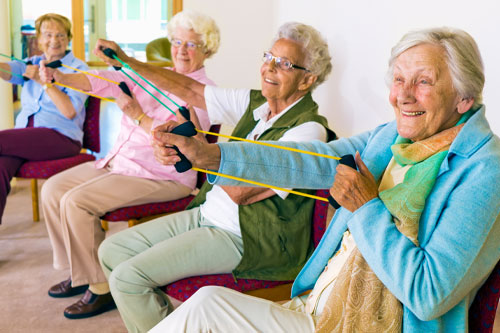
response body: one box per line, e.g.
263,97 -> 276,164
188,90 -> 336,281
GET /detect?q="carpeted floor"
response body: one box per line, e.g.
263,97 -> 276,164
0,179 -> 127,333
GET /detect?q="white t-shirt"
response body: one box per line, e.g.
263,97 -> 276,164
200,86 -> 328,237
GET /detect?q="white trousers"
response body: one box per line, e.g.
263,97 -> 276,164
150,286 -> 316,333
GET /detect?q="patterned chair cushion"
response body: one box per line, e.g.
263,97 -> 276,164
101,195 -> 195,221
164,189 -> 331,302
16,96 -> 101,179
165,274 -> 293,302
82,96 -> 101,153
469,259 -> 500,332
16,154 -> 96,179
311,189 -> 329,247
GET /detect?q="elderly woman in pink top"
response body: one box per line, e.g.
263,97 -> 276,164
37,10 -> 219,320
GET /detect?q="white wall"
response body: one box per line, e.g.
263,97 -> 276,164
184,0 -> 276,89
184,0 -> 500,137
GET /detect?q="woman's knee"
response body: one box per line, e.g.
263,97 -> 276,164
108,261 -> 150,294
98,237 -> 115,275
41,174 -> 69,205
190,286 -> 231,302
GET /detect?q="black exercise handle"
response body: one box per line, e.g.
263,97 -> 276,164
169,117 -> 197,173
102,48 -> 122,71
32,60 -> 61,82
328,154 -> 357,209
178,106 -> 191,121
118,81 -> 132,97
45,60 -> 62,69
23,60 -> 33,81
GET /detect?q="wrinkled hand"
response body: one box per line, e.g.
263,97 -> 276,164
116,90 -> 142,119
329,151 -> 378,212
151,123 -> 220,169
23,64 -> 40,83
93,39 -> 129,68
38,60 -> 57,84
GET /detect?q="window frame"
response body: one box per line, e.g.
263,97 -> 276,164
71,0 -> 182,63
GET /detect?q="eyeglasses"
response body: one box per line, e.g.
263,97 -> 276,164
40,32 -> 68,40
171,38 -> 203,50
262,51 -> 309,72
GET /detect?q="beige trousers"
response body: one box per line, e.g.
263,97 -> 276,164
41,161 -> 192,287
149,286 -> 316,333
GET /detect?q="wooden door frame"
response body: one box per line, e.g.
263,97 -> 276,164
71,0 -> 182,61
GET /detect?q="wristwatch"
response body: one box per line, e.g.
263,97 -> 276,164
133,113 -> 146,126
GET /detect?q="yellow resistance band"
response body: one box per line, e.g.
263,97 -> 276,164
53,82 -> 116,103
196,129 -> 341,161
193,167 -> 329,202
60,63 -> 120,85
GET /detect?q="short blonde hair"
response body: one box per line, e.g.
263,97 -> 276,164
35,13 -> 72,41
273,22 -> 332,91
167,10 -> 220,58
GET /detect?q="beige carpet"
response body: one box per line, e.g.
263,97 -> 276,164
0,179 -> 127,333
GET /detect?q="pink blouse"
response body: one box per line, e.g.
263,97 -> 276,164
87,67 -> 214,189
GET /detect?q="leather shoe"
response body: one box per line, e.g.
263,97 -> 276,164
48,277 -> 88,298
63,290 -> 116,319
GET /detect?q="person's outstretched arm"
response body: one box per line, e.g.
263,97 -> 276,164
93,38 -> 207,109
39,61 -> 92,91
0,63 -> 12,80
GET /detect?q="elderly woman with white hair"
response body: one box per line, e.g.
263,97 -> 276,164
37,9 -> 219,320
148,27 -> 500,332
95,22 -> 336,332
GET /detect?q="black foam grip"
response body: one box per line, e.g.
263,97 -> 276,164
102,48 -> 121,70
23,60 -> 33,81
45,60 -> 62,68
328,154 -> 357,209
178,106 -> 191,121
170,121 -> 197,173
118,81 -> 132,97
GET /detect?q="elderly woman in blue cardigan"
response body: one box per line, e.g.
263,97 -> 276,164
150,27 -> 500,332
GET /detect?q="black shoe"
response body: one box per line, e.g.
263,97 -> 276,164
48,277 -> 88,298
63,290 -> 116,319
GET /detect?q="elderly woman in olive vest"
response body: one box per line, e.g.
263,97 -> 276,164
95,22 -> 336,332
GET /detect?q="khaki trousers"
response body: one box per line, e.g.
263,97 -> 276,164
41,161 -> 192,287
149,286 -> 316,333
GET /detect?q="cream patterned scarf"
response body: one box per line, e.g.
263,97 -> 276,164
315,121 -> 466,333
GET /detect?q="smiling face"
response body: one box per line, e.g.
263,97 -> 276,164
38,20 -> 69,62
170,27 -> 208,74
389,43 -> 473,141
260,38 -> 315,111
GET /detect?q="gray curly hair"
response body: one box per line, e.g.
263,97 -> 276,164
273,22 -> 332,91
167,10 -> 220,58
386,27 -> 484,109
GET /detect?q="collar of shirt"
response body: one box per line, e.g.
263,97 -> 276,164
252,95 -> 304,125
31,50 -> 75,67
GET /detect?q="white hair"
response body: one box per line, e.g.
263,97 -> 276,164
386,27 -> 484,109
273,22 -> 332,91
167,10 -> 220,58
